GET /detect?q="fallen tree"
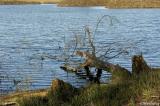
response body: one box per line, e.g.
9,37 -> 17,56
75,50 -> 131,81
50,16 -> 154,83
59,21 -> 153,82
61,51 -> 154,83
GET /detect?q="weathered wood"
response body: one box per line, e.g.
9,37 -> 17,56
60,65 -> 102,82
132,55 -> 151,74
60,65 -> 77,72
61,51 -> 157,83
76,51 -> 131,77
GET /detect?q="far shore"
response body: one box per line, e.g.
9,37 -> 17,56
0,2 -> 58,5
0,0 -> 160,8
58,0 -> 160,8
0,0 -> 61,5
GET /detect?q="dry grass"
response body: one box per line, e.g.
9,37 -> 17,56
107,0 -> 160,8
57,0 -> 160,8
58,0 -> 107,7
0,89 -> 48,105
1,0 -> 160,8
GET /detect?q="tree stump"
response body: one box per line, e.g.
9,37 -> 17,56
132,55 -> 151,74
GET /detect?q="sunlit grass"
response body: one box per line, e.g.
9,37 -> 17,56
107,0 -> 160,8
16,70 -> 160,106
58,0 -> 160,8
58,0 -> 107,7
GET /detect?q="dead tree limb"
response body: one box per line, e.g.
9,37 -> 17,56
61,51 -> 156,83
76,51 -> 131,78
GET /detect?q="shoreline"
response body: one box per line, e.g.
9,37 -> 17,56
0,0 -> 160,8
1,3 -> 160,9
0,89 -> 48,106
0,0 -> 61,5
0,3 -> 58,5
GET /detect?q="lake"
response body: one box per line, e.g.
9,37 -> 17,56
0,4 -> 160,95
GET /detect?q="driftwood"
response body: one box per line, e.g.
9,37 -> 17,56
60,51 -> 154,83
76,51 -> 131,78
60,65 -> 102,83
60,65 -> 77,72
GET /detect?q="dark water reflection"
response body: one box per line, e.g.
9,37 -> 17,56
0,5 -> 160,95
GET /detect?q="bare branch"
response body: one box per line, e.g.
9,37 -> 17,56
85,26 -> 96,56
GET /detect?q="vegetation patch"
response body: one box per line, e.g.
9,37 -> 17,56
58,0 -> 107,7
1,68 -> 159,106
107,0 -> 160,8
58,0 -> 160,8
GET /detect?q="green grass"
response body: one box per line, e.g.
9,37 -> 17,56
16,70 -> 160,106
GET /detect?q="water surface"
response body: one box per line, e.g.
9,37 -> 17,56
0,4 -> 160,95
